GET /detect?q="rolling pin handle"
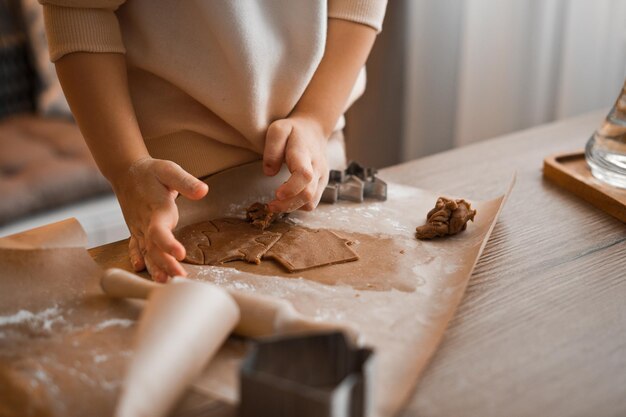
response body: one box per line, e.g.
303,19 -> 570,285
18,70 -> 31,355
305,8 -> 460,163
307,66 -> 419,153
101,269 -> 362,343
101,268 -> 161,299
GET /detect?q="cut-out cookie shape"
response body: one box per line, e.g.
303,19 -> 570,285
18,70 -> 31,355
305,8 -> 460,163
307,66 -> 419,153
264,228 -> 359,272
176,219 -> 281,265
202,223 -> 282,265
174,221 -> 216,264
176,218 -> 361,271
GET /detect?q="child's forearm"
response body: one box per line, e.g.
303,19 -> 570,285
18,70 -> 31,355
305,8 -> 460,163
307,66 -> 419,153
56,53 -> 206,282
55,52 -> 149,183
291,18 -> 377,137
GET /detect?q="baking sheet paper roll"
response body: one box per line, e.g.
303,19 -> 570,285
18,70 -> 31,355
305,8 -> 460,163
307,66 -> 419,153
114,280 -> 240,417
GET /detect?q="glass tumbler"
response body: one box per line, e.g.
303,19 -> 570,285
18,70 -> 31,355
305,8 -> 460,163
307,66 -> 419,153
585,79 -> 626,189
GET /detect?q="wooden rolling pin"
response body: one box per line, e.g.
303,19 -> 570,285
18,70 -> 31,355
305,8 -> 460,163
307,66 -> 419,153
115,278 -> 238,417
102,268 -> 358,340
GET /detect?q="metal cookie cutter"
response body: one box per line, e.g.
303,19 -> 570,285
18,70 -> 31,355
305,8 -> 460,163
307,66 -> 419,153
239,331 -> 373,417
321,161 -> 387,203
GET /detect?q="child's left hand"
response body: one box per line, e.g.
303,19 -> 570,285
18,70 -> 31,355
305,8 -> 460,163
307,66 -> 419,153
263,115 -> 329,212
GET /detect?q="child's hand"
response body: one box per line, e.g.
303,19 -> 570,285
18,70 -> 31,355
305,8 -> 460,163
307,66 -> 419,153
111,157 -> 208,282
263,116 -> 329,212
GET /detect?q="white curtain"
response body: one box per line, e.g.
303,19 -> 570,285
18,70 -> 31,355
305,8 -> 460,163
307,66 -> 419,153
346,0 -> 626,166
405,0 -> 626,153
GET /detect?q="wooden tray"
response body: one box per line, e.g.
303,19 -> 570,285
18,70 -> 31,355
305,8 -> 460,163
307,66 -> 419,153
543,151 -> 626,223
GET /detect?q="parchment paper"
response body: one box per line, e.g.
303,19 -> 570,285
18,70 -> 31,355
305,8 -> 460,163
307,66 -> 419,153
179,162 -> 514,417
0,162 -> 513,417
0,219 -> 140,417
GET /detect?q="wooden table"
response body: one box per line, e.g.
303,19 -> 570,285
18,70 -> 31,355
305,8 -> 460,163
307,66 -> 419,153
91,110 -> 626,417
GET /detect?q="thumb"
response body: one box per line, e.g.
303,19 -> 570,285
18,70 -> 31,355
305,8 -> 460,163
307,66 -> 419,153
263,119 -> 292,176
156,161 -> 208,200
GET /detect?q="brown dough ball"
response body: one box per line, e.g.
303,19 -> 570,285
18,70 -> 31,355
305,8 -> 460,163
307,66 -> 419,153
245,202 -> 284,230
415,197 -> 476,240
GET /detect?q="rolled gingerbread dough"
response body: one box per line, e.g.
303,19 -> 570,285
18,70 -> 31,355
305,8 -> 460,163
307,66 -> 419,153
175,218 -> 359,272
264,227 -> 359,272
173,221 -> 215,264
175,219 -> 281,265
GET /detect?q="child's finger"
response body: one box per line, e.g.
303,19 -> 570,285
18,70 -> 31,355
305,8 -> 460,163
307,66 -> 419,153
145,257 -> 171,283
156,161 -> 208,200
145,247 -> 187,283
263,120 -> 292,176
269,181 -> 317,213
314,170 -> 330,205
300,176 -> 327,212
275,155 -> 314,200
144,256 -> 166,283
128,235 -> 146,271
269,196 -> 305,213
147,212 -> 186,261
150,225 -> 186,261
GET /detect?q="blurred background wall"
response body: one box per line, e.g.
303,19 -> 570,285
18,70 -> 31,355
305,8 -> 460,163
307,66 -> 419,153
346,0 -> 626,167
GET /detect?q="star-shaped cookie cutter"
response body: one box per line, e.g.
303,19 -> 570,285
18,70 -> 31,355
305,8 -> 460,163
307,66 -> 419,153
321,161 -> 387,203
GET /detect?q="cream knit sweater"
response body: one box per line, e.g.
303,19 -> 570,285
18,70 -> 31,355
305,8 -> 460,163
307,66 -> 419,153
39,0 -> 387,178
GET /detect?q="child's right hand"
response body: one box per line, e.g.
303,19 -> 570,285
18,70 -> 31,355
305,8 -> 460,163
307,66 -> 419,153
110,157 -> 208,282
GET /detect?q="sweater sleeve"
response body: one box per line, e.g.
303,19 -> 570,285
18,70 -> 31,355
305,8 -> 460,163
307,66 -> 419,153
327,0 -> 388,33
38,0 -> 127,61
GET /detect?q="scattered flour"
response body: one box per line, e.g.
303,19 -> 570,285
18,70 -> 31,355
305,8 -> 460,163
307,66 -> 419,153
0,306 -> 65,334
93,354 -> 109,364
93,318 -> 135,332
